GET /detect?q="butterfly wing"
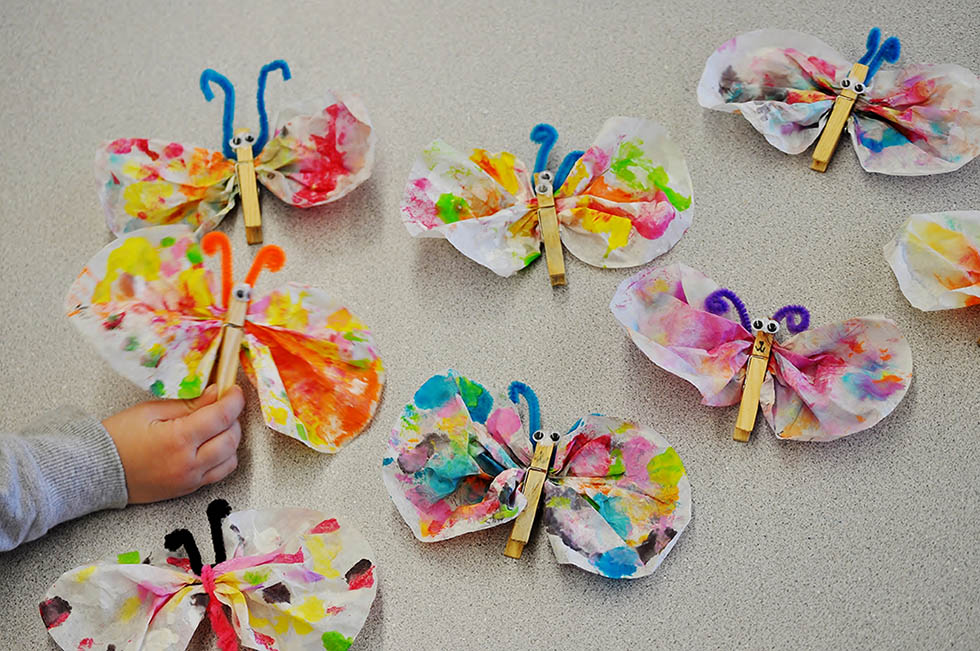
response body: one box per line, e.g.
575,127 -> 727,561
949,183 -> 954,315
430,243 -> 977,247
42,549 -> 205,650
97,138 -> 237,236
240,282 -> 384,453
65,225 -> 224,399
762,317 -> 913,442
554,117 -> 693,267
215,508 -> 377,650
382,370 -> 528,541
256,91 -> 376,207
542,415 -> 691,579
697,30 -> 848,154
401,139 -> 542,276
884,211 -> 980,310
610,263 -> 754,405
850,64 -> 980,175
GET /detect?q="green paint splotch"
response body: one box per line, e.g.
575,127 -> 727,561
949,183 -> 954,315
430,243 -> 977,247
435,193 -> 470,224
185,243 -> 203,264
178,375 -> 201,399
160,236 -> 176,247
296,422 -> 309,441
150,380 -> 166,397
116,551 -> 141,564
647,447 -> 685,487
610,141 -> 691,211
243,569 -> 270,585
321,631 -> 353,651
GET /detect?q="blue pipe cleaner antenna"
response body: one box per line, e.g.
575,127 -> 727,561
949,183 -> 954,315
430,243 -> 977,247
866,35 -> 901,82
254,59 -> 292,156
200,69 -> 237,159
772,304 -> 811,334
704,288 -> 752,331
857,27 -> 882,64
507,381 -> 542,439
553,150 -> 584,191
530,123 -> 558,176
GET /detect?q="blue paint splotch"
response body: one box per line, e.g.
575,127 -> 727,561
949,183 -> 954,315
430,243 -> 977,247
593,546 -> 640,579
414,373 -> 459,410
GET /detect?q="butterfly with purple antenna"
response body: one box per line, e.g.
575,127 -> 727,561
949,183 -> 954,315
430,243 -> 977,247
611,264 -> 913,443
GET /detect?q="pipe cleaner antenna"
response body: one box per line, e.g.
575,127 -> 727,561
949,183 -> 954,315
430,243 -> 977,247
254,59 -> 292,156
164,529 -> 204,575
206,499 -> 232,565
200,69 -> 237,159
530,123 -> 559,176
507,381 -> 542,438
866,35 -> 901,82
704,288 -> 752,331
772,304 -> 811,334
857,27 -> 882,64
553,150 -> 585,191
244,244 -> 286,287
201,232 -> 233,307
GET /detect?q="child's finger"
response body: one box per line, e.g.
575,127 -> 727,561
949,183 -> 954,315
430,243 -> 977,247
195,422 -> 242,468
143,384 -> 220,421
200,454 -> 240,486
174,386 -> 244,446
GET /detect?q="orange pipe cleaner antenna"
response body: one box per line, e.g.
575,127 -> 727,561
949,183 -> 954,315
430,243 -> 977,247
201,232 -> 233,306
245,244 -> 285,287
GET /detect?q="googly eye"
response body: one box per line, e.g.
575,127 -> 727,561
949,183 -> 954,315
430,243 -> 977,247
549,432 -> 560,443
840,78 -> 852,89
751,318 -> 765,332
232,284 -> 251,302
532,431 -> 545,442
538,170 -> 553,183
243,132 -> 256,144
765,319 -> 781,334
853,82 -> 866,94
229,135 -> 243,148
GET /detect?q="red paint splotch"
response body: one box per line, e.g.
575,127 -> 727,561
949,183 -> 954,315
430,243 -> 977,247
311,518 -> 340,534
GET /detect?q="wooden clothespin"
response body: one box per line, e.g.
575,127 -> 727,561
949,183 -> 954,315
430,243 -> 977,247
231,128 -> 263,245
810,63 -> 869,173
504,431 -> 559,558
202,232 -> 285,397
534,171 -> 566,287
733,321 -> 776,442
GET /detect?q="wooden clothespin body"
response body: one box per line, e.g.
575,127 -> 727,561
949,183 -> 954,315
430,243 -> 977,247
534,171 -> 566,287
810,63 -> 869,172
733,330 -> 774,442
214,284 -> 251,397
504,436 -> 556,559
233,128 -> 263,245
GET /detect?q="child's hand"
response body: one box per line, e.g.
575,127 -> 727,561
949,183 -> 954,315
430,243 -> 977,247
101,385 -> 246,504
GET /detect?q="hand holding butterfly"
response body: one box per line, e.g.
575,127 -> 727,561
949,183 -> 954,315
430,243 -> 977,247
101,385 -> 245,503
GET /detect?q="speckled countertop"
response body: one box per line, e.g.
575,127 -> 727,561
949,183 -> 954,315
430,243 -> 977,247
1,1 -> 978,649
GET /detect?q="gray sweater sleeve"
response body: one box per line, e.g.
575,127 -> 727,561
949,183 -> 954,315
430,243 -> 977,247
0,408 -> 128,551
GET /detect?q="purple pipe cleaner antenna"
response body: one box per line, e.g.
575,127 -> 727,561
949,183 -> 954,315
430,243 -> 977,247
704,288 -> 752,331
772,304 -> 811,334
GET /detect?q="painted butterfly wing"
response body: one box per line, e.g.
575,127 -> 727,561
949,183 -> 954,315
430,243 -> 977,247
762,317 -> 913,442
543,415 -> 692,579
554,117 -> 693,268
401,140 -> 542,277
884,211 -> 980,310
65,225 -> 223,400
256,91 -> 376,207
42,549 -> 206,650
849,65 -> 980,174
610,263 -> 754,405
382,371 -> 527,541
97,138 -> 237,236
241,282 -> 385,453
697,30 -> 848,154
216,508 -> 377,650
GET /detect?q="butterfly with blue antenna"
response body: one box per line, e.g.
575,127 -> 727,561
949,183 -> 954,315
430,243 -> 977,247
97,59 -> 376,244
382,370 -> 692,579
402,117 -> 693,286
698,28 -> 980,174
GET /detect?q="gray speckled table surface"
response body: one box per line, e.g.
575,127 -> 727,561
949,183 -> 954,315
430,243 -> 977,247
2,1 -> 979,649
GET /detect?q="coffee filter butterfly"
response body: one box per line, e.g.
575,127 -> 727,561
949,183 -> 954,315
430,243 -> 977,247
382,370 -> 691,579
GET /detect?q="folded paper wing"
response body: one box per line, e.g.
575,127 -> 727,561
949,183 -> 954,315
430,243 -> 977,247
382,370 -> 528,541
885,211 -> 980,309
41,509 -> 377,650
241,283 -> 385,453
544,414 -> 691,579
256,92 -> 376,207
401,140 -> 542,276
555,117 -> 693,268
66,225 -> 384,452
763,318 -> 913,442
610,263 -> 754,406
697,30 -> 847,154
